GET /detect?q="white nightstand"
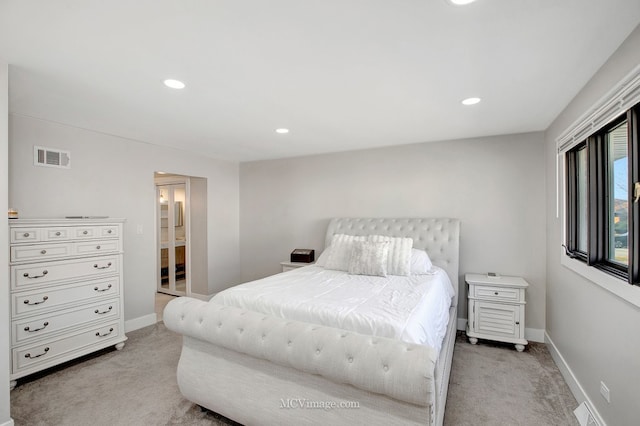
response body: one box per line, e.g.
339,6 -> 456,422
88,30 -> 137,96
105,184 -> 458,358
280,261 -> 315,272
465,273 -> 528,352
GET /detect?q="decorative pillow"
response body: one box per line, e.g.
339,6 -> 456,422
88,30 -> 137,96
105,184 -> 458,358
315,249 -> 330,267
368,235 -> 413,276
410,248 -> 433,274
323,234 -> 366,271
348,240 -> 389,277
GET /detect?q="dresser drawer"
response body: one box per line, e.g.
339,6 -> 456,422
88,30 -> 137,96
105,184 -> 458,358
99,226 -> 119,238
13,322 -> 121,373
11,256 -> 119,290
10,243 -> 73,262
12,277 -> 120,317
10,228 -> 42,244
75,239 -> 120,255
13,299 -> 120,345
474,286 -> 520,302
45,227 -> 73,241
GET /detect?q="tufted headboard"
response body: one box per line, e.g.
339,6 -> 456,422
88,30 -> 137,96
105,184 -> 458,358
325,218 -> 461,296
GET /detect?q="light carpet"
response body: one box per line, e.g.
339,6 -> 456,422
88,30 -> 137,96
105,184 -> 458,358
11,324 -> 578,425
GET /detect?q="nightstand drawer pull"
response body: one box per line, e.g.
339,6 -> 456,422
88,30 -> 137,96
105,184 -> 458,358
25,347 -> 50,359
95,306 -> 113,314
83,230 -> 88,235
24,296 -> 49,306
93,262 -> 112,269
23,232 -> 30,237
24,322 -> 49,333
93,284 -> 112,292
55,231 -> 61,236
23,270 -> 48,279
96,328 -> 114,337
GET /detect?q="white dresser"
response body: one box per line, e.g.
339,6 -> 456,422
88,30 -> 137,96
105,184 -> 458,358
465,273 -> 528,352
9,218 -> 127,389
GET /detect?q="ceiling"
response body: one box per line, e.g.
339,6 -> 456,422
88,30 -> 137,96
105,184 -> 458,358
1,1 -> 639,162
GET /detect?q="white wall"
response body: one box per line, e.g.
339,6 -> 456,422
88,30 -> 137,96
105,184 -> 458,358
1,60 -> 14,425
8,114 -> 241,329
240,132 -> 547,332
545,25 -> 640,425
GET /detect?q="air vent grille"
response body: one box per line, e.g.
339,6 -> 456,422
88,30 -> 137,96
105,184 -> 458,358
34,146 -> 71,169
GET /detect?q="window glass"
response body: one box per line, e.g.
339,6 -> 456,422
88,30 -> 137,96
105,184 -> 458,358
607,121 -> 628,265
576,146 -> 588,253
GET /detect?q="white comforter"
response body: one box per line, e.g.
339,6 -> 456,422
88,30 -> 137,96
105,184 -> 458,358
212,265 -> 455,352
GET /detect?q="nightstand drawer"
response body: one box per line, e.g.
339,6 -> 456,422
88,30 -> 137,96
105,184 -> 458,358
475,286 -> 520,302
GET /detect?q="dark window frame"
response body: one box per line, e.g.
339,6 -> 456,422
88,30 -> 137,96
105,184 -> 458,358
565,103 -> 640,285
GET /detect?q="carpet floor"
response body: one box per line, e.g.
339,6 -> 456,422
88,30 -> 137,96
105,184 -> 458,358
11,323 -> 578,426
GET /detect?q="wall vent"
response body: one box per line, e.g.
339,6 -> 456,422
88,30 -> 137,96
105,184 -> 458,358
34,146 -> 71,169
574,402 -> 600,426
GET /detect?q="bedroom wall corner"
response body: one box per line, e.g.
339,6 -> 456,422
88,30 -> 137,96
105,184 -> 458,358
544,23 -> 640,426
8,115 -> 241,330
239,132 -> 547,332
0,59 -> 14,425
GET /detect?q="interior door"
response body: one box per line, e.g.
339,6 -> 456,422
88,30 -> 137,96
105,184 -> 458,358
157,183 -> 187,296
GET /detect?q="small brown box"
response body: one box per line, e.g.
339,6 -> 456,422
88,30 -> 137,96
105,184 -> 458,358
291,249 -> 315,263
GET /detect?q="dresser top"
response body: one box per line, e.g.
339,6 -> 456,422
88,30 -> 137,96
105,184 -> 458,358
9,218 -> 126,226
465,273 -> 529,288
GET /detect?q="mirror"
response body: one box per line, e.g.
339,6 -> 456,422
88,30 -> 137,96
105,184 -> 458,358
160,201 -> 183,227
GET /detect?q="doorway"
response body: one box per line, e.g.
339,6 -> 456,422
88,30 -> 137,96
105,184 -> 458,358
157,181 -> 187,295
154,173 -> 208,312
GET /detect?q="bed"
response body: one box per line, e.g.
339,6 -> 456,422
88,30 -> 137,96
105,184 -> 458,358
164,217 -> 461,425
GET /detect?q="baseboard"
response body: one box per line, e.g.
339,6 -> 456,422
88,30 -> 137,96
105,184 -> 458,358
0,418 -> 15,426
189,292 -> 214,301
545,332 -> 606,426
525,327 -> 545,343
125,313 -> 157,332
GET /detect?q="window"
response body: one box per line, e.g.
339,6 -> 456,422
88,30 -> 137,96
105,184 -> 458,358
565,103 -> 640,284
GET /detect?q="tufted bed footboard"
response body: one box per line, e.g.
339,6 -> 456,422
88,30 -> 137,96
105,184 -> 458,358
164,297 -> 446,425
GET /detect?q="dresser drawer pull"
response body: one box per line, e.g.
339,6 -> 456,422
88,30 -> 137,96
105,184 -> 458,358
95,306 -> 113,315
55,231 -> 61,236
494,292 -> 499,295
96,245 -> 101,250
96,328 -> 114,337
23,232 -> 30,237
40,249 -> 47,255
93,262 -> 112,270
107,230 -> 113,234
24,322 -> 50,333
94,284 -> 112,292
25,347 -> 50,359
23,270 -> 48,279
83,230 -> 89,235
23,296 -> 49,306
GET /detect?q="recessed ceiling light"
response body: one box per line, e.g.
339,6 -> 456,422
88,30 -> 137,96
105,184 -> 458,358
448,0 -> 477,5
275,128 -> 290,134
462,97 -> 481,106
163,79 -> 185,89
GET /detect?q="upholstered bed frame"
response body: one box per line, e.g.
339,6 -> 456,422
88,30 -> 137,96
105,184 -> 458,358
164,218 -> 460,425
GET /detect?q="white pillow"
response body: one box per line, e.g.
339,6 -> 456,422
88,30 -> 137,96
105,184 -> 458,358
410,248 -> 433,274
324,234 -> 366,271
368,235 -> 413,276
315,249 -> 330,267
348,240 -> 389,277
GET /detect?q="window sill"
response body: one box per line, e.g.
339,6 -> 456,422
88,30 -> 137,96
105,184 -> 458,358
560,250 -> 640,309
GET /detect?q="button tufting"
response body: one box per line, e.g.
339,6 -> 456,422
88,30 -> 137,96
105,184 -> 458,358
383,365 -> 389,372
348,357 -> 353,363
316,349 -> 321,355
287,340 -> 292,346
